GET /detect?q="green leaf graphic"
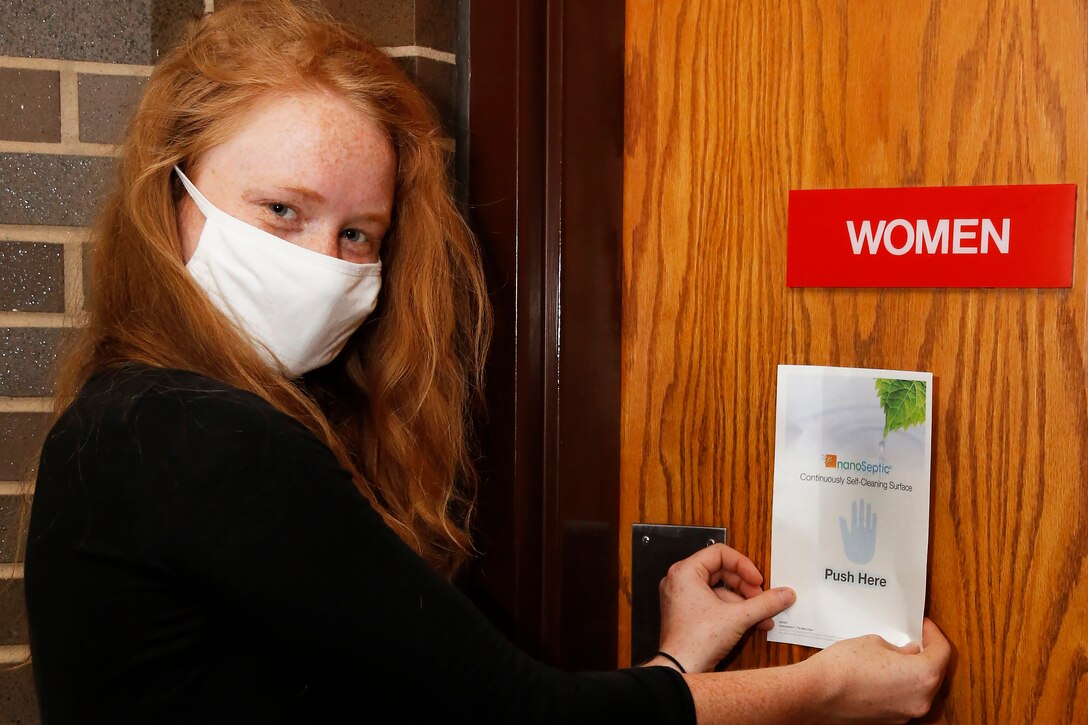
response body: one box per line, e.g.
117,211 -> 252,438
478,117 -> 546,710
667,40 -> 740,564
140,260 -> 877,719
874,378 -> 927,439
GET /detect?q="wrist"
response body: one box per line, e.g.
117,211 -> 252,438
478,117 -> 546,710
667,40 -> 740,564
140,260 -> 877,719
655,639 -> 711,673
641,652 -> 686,674
793,656 -> 838,719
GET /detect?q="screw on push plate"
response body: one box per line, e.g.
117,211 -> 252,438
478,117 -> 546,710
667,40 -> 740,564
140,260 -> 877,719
706,538 -> 716,547
641,535 -> 651,545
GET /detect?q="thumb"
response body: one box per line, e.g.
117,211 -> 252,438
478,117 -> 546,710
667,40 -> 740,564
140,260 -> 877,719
732,587 -> 796,629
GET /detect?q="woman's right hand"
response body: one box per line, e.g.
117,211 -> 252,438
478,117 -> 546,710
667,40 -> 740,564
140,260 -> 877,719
802,618 -> 951,723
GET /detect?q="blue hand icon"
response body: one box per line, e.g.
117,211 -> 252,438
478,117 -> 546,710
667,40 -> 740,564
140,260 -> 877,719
839,498 -> 877,565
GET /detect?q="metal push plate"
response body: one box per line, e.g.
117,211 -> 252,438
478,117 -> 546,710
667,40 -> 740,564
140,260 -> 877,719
630,523 -> 727,665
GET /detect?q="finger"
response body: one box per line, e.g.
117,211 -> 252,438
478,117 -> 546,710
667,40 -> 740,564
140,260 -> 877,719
756,618 -> 775,631
736,578 -> 766,600
678,543 -> 764,588
839,516 -> 850,542
852,499 -> 858,529
713,587 -> 745,604
872,511 -> 878,532
712,569 -> 743,590
864,634 -> 903,653
733,587 -> 796,631
717,578 -> 769,602
734,555 -> 766,586
866,501 -> 872,528
921,618 -> 952,665
722,550 -> 765,588
716,565 -> 767,595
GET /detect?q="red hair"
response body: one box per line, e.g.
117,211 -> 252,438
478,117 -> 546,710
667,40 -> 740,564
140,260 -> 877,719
52,0 -> 491,574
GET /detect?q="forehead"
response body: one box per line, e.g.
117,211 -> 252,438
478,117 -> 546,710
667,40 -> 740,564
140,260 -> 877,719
196,90 -> 397,206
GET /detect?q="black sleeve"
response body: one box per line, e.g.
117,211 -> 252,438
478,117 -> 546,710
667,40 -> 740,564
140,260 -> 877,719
97,379 -> 696,724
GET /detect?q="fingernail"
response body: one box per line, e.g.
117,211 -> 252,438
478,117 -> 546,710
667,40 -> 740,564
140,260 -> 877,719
775,587 -> 796,604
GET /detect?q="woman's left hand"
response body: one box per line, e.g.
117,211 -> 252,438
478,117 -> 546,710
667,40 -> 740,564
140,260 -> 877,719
651,543 -> 796,673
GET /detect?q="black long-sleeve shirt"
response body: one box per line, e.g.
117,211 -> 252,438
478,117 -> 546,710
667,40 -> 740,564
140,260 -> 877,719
24,363 -> 695,724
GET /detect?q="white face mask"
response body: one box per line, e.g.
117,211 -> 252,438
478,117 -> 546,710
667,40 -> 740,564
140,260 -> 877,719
175,166 -> 382,378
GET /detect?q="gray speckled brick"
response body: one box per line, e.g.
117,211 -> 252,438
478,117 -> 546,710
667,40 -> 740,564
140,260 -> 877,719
78,74 -> 148,145
0,69 -> 61,144
413,57 -> 456,133
0,154 -> 114,227
394,56 -> 456,133
349,0 -> 415,44
0,0 -> 203,65
0,663 -> 39,725
0,243 -> 64,314
416,0 -> 456,53
0,415 -> 51,481
151,0 -> 208,62
0,494 -> 28,565
0,329 -> 63,398
308,0 -> 415,45
0,577 -> 29,644
81,244 -> 93,311
215,0 -> 414,45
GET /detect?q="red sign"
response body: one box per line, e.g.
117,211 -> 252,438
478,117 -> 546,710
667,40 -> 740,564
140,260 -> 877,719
787,184 -> 1076,288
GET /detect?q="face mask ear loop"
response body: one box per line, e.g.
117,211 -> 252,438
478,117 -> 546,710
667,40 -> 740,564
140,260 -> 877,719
173,166 -> 220,221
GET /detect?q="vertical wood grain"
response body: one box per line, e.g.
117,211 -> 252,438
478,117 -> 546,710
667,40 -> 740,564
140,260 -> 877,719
621,1 -> 1088,721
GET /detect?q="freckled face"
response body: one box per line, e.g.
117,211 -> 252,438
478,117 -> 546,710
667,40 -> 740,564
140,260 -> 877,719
177,91 -> 396,265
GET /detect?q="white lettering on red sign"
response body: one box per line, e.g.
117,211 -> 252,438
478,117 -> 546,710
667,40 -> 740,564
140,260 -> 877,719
846,218 -> 1010,256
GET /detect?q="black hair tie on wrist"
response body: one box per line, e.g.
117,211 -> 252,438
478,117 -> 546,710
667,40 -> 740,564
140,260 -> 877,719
654,650 -> 687,674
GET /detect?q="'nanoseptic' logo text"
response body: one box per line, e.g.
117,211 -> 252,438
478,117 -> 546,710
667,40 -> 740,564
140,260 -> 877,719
823,454 -> 891,475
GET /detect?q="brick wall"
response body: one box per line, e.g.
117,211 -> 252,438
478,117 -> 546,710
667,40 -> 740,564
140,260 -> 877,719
0,1 -> 459,722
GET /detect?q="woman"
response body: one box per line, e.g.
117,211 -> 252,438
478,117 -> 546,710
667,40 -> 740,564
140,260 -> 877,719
23,1 -> 949,722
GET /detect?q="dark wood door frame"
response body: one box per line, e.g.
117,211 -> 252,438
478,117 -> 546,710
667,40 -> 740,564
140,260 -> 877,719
460,0 -> 625,670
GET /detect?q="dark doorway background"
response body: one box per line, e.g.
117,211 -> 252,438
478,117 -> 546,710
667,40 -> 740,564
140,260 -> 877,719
458,0 -> 626,670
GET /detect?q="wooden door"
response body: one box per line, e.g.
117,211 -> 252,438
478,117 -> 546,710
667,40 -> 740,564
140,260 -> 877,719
621,1 -> 1087,721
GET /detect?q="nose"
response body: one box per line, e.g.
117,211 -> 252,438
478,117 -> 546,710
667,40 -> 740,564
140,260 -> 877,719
296,227 -> 341,260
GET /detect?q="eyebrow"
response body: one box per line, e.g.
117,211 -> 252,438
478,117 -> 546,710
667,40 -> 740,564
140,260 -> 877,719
272,185 -> 326,203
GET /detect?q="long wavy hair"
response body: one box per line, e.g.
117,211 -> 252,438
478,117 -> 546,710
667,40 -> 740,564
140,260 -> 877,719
51,0 -> 491,575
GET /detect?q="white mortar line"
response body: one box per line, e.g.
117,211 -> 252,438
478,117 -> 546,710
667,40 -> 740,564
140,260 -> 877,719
0,140 -> 120,157
381,46 -> 457,65
0,226 -> 92,244
0,646 -> 30,665
0,312 -> 77,328
64,241 -> 85,314
59,68 -> 79,144
0,398 -> 54,414
0,563 -> 25,579
2,49 -> 454,71
0,481 -> 34,496
0,56 -> 154,77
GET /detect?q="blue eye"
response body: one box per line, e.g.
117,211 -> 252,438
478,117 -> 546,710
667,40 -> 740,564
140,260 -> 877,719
342,228 -> 364,243
269,203 -> 290,217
